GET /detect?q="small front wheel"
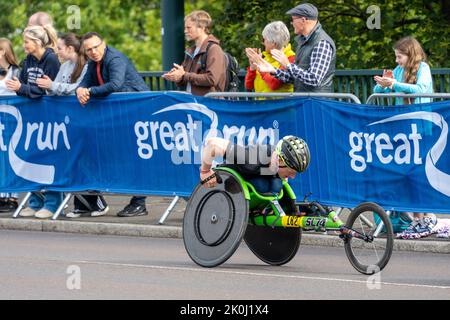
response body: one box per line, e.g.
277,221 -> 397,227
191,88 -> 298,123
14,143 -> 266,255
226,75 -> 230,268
343,202 -> 394,275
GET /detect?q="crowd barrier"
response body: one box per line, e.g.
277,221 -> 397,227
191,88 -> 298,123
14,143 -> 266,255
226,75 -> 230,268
139,68 -> 450,103
160,92 -> 362,223
1,91 -> 450,222
366,93 -> 450,105
204,92 -> 362,104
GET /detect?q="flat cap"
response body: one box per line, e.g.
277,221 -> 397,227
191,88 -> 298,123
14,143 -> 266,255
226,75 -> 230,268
286,3 -> 319,19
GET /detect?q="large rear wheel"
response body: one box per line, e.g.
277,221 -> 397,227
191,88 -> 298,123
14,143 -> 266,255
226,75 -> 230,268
183,171 -> 249,267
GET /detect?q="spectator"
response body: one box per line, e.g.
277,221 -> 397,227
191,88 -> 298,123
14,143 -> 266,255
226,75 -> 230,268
244,21 -> 295,93
28,11 -> 53,28
373,36 -> 436,236
249,3 -> 336,93
36,32 -> 88,95
5,26 -> 61,219
27,12 -> 58,54
33,32 -> 99,218
0,38 -> 21,213
162,10 -> 226,96
75,32 -> 149,217
373,36 -> 433,105
6,26 -> 60,98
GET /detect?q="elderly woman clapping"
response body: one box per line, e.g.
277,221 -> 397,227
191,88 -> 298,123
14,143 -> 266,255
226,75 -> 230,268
244,21 -> 295,93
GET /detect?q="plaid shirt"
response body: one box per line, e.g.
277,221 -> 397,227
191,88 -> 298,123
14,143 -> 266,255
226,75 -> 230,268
275,40 -> 333,86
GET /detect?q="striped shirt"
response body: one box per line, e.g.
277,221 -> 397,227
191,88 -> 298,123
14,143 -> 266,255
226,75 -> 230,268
275,40 -> 333,86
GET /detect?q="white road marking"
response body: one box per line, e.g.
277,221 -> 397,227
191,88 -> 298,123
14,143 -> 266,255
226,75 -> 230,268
74,260 -> 450,290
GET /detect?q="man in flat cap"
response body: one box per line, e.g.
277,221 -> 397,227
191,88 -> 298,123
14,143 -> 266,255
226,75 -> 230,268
248,3 -> 336,93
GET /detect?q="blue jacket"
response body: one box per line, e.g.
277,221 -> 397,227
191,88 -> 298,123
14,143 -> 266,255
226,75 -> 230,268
17,48 -> 60,99
373,62 -> 433,104
78,46 -> 148,96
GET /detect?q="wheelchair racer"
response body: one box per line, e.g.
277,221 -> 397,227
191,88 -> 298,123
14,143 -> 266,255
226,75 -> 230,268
200,135 -> 310,194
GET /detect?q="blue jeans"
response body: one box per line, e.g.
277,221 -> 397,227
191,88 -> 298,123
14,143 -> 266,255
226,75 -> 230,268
248,177 -> 283,194
29,191 -> 63,213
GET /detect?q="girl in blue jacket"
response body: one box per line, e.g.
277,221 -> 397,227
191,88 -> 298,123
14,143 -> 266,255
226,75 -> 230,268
373,36 -> 433,105
373,36 -> 436,236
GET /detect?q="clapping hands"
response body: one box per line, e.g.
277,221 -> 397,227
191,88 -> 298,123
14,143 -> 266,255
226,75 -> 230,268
270,49 -> 290,68
374,69 -> 395,88
374,76 -> 395,88
245,47 -> 261,71
245,48 -> 276,74
162,63 -> 185,82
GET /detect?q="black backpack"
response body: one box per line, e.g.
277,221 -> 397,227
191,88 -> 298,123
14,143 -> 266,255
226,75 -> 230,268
200,42 -> 240,92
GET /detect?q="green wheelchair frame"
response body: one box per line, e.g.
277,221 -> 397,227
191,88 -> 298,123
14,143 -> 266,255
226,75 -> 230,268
183,167 -> 394,275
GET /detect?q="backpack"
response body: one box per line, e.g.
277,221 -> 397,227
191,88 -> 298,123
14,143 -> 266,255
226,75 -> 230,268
201,42 -> 240,92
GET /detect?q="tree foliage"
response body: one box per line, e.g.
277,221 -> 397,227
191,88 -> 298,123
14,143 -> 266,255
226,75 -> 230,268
1,1 -> 448,71
205,0 -> 450,70
0,0 -> 162,71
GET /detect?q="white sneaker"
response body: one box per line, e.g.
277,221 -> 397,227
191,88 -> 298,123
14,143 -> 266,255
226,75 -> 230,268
66,209 -> 87,218
91,206 -> 109,217
35,208 -> 54,219
66,206 -> 109,218
19,207 -> 36,217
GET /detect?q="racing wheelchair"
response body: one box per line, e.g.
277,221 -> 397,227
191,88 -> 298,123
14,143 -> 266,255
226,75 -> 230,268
183,167 -> 394,275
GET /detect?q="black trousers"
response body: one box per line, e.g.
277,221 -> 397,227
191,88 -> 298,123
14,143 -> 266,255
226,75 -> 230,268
74,195 -> 107,211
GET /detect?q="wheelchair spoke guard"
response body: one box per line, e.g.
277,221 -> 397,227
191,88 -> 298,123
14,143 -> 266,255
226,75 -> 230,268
183,171 -> 249,267
244,224 -> 301,266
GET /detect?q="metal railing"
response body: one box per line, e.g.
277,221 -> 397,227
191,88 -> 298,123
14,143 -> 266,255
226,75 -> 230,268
139,68 -> 450,103
366,93 -> 450,105
204,92 -> 362,104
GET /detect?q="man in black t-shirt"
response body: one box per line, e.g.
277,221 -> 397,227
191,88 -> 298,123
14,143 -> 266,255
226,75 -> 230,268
200,136 -> 310,193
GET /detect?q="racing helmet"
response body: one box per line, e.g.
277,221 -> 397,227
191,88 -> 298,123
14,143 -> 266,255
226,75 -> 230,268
276,135 -> 310,172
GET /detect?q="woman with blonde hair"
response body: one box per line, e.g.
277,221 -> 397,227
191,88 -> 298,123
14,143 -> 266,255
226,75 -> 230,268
5,26 -> 61,219
6,25 -> 60,99
0,38 -> 20,212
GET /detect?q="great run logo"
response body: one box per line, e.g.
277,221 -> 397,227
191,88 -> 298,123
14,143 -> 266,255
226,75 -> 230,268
349,111 -> 450,197
134,103 -> 279,164
0,105 -> 71,184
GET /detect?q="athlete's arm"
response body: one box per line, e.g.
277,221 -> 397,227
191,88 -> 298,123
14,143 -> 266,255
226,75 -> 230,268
200,137 -> 230,187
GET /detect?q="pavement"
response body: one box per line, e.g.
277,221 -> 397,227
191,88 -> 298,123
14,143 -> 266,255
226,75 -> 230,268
0,194 -> 449,254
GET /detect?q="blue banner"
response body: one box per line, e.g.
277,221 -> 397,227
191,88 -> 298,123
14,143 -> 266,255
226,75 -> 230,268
0,92 -> 449,213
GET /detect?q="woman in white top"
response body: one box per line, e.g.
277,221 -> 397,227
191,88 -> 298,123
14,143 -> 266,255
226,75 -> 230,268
0,38 -> 20,212
36,32 -> 87,95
